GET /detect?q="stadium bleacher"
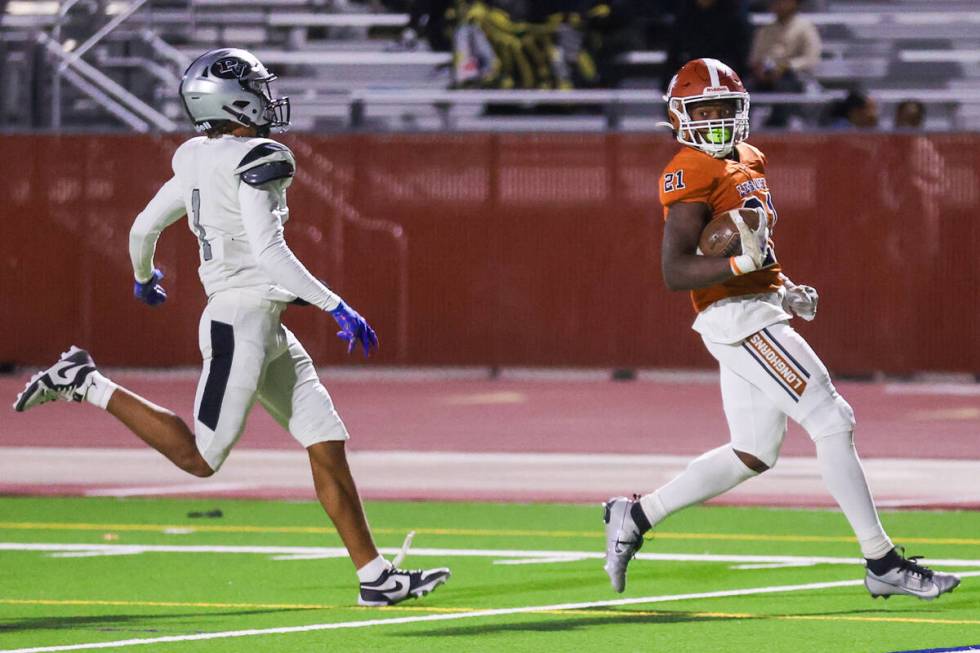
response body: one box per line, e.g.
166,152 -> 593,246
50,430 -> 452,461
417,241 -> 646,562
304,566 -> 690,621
2,0 -> 980,132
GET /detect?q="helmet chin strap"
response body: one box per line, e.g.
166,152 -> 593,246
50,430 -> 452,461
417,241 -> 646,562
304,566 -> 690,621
221,105 -> 254,126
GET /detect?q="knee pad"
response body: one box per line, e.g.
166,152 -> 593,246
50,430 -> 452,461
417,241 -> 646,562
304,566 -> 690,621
803,393 -> 856,441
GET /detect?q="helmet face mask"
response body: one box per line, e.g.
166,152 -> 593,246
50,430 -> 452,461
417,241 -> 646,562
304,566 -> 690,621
668,94 -> 749,158
179,48 -> 291,134
664,58 -> 750,158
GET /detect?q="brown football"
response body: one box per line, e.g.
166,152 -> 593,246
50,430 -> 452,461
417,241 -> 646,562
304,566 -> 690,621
698,208 -> 763,257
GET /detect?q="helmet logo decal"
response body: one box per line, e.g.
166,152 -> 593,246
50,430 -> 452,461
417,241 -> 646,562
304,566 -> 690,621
211,57 -> 250,80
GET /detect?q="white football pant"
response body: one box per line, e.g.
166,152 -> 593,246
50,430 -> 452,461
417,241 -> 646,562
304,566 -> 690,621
193,290 -> 348,471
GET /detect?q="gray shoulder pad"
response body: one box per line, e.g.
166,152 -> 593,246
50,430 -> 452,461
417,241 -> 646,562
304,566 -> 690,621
240,160 -> 295,187
237,141 -> 290,168
235,140 -> 295,187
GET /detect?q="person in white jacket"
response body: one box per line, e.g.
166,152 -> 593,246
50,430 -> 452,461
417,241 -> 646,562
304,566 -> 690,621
13,48 -> 449,608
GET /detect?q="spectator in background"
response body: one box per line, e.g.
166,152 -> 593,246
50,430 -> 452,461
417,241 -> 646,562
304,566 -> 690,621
448,0 -> 617,90
451,1 -> 501,87
894,99 -> 925,129
823,88 -> 878,130
408,0 -> 454,52
748,0 -> 821,127
665,0 -> 753,83
877,98 -> 945,370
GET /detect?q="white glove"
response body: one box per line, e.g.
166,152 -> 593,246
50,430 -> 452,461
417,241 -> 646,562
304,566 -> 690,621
781,282 -> 819,321
729,208 -> 770,275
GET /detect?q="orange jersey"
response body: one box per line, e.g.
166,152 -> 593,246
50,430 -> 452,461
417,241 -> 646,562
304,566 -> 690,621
658,142 -> 782,312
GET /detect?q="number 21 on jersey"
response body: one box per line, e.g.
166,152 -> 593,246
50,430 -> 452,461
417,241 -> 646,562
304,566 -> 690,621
663,170 -> 686,193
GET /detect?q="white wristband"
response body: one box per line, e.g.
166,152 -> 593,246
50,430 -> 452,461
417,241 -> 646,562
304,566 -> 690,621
729,254 -> 758,276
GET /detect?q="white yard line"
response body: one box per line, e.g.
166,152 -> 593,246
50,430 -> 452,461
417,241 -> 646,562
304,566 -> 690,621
3,543 -> 977,653
7,574 -> 980,653
3,542 -> 980,569
0,577 -> 907,653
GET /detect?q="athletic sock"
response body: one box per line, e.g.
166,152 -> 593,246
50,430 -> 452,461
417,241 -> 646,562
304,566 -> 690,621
356,555 -> 392,583
866,548 -> 902,575
630,500 -> 652,534
638,445 -> 757,528
814,430 -> 893,559
83,371 -> 117,410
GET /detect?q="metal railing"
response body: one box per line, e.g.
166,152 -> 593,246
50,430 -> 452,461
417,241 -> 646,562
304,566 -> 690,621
43,0 -> 178,132
11,3 -> 980,133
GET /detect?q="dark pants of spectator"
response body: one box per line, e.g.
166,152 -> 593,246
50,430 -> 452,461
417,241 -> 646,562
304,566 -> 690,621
751,69 -> 804,128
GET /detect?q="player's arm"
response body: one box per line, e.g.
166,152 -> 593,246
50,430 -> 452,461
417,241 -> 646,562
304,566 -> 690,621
239,179 -> 378,355
661,202 -> 740,291
238,182 -> 342,311
129,177 -> 185,283
128,177 -> 186,305
234,142 -> 340,310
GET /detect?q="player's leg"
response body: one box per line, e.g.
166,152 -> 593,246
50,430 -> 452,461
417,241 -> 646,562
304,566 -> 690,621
256,327 -> 450,606
732,323 -> 959,599
306,441 -> 378,568
13,346 -> 213,477
189,309 -> 265,472
254,332 -> 377,562
116,299 -> 267,475
107,387 -> 212,476
603,363 -> 784,592
643,363 -> 786,522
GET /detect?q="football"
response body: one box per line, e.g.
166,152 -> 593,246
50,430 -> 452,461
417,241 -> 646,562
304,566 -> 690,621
698,208 -> 763,257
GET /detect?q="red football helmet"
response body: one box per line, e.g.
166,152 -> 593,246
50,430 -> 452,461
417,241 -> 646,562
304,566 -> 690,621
663,58 -> 750,158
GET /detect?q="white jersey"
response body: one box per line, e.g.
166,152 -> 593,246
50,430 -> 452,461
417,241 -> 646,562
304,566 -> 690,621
129,135 -> 340,311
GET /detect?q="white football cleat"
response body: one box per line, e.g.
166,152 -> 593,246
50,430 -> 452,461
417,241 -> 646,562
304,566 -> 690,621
603,496 -> 646,593
358,566 -> 451,607
865,555 -> 961,600
13,346 -> 97,412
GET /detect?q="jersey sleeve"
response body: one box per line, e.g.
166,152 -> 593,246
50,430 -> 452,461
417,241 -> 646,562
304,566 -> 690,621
129,176 -> 186,283
234,140 -> 296,190
658,155 -> 716,216
238,183 -> 341,311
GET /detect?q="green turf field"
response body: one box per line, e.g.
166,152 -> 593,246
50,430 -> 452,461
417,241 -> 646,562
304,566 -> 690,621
0,497 -> 978,653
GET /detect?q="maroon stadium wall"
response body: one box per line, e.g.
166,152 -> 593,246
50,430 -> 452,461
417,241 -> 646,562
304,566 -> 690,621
1,133 -> 977,375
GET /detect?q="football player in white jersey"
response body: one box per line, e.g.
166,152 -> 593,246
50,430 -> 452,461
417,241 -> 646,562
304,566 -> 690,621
13,48 -> 449,607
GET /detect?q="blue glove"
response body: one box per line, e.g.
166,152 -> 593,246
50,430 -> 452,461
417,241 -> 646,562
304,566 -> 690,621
329,300 -> 378,357
134,268 -> 167,306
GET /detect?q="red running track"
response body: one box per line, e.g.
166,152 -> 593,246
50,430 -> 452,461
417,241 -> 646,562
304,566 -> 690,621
2,371 -> 978,460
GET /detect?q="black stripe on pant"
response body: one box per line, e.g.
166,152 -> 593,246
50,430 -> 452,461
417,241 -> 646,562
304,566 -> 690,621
198,321 -> 234,430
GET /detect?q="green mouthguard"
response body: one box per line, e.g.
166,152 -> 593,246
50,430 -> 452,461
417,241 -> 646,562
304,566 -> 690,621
704,127 -> 732,144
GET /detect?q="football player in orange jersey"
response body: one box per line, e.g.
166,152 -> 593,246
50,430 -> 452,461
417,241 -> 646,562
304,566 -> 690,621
603,58 -> 960,600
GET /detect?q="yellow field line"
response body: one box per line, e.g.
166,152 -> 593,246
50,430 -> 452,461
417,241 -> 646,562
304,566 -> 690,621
3,598 -> 979,627
1,521 -> 979,546
582,608 -> 980,626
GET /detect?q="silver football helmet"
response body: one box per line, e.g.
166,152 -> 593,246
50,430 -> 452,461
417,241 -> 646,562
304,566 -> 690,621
179,48 -> 290,133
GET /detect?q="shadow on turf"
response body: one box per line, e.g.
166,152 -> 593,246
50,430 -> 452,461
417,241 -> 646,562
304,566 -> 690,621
410,605 -> 942,638
410,609 -> 742,637
0,608 -> 301,634
447,572 -> 612,603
